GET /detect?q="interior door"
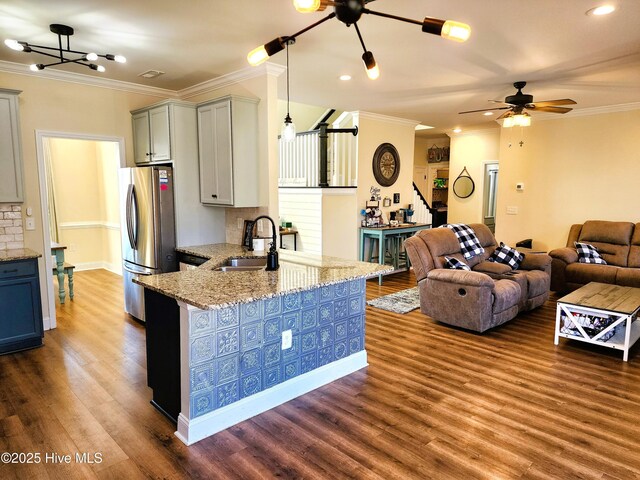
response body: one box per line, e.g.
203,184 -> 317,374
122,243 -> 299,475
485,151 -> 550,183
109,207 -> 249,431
483,163 -> 499,233
131,167 -> 159,269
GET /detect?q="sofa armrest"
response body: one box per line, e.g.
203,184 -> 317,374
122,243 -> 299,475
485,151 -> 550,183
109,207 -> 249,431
520,253 -> 552,273
549,247 -> 578,265
427,269 -> 495,289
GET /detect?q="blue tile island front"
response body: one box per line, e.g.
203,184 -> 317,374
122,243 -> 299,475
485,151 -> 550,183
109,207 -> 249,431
135,244 -> 391,445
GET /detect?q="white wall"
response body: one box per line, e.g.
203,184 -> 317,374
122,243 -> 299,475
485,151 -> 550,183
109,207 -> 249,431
278,189 -> 322,255
495,108 -> 640,250
448,128 -> 500,224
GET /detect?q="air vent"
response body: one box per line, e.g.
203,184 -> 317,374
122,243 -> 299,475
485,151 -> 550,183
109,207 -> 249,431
139,70 -> 165,79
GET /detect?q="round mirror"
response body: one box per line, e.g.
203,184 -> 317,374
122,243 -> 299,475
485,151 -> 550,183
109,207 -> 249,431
453,167 -> 475,198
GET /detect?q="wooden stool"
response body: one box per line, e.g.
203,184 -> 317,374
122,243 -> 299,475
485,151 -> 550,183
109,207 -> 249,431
52,262 -> 75,304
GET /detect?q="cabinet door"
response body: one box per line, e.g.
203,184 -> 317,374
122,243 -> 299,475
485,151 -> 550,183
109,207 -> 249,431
0,276 -> 43,353
198,101 -> 233,205
149,105 -> 171,162
0,92 -> 24,202
132,111 -> 151,164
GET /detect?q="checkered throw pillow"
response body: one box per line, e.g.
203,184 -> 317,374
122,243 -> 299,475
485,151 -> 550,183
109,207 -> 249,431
488,242 -> 524,270
444,256 -> 471,271
443,224 -> 485,260
575,242 -> 607,264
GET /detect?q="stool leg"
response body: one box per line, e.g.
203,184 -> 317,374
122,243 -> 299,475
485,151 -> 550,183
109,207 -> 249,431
367,238 -> 375,262
68,269 -> 74,300
57,270 -> 65,304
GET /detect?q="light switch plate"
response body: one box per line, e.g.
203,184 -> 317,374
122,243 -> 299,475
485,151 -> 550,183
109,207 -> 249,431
25,218 -> 35,230
506,206 -> 519,215
282,329 -> 292,350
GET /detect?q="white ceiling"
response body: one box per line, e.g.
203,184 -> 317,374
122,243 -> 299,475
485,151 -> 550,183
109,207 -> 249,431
2,0 -> 640,134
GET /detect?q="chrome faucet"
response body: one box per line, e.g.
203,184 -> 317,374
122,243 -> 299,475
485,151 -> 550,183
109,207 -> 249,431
247,215 -> 279,271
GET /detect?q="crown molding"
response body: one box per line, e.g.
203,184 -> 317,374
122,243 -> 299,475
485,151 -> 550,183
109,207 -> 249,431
178,62 -> 286,100
353,111 -> 420,127
0,60 -> 178,98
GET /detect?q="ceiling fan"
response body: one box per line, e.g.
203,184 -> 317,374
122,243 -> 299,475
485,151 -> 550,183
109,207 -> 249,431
459,81 -> 576,126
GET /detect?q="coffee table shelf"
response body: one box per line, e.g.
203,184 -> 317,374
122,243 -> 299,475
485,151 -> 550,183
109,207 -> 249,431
555,282 -> 640,361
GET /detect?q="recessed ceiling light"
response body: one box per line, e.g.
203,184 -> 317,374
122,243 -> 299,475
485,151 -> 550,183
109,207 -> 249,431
483,111 -> 494,116
586,5 -> 616,16
415,124 -> 434,131
453,128 -> 462,133
339,74 -> 352,81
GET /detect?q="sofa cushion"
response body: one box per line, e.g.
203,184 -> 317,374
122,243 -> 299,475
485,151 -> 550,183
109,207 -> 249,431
578,221 -> 633,267
575,242 -> 607,265
444,256 -> 471,271
523,270 -> 551,298
566,263 -> 618,285
488,242 -> 525,269
473,261 -> 512,275
420,228 -> 485,269
616,269 -> 640,288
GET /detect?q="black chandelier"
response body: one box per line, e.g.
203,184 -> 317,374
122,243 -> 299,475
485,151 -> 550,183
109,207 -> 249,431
4,24 -> 126,73
247,0 -> 471,79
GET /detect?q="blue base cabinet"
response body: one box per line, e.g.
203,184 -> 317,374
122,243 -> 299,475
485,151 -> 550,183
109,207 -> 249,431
0,258 -> 43,354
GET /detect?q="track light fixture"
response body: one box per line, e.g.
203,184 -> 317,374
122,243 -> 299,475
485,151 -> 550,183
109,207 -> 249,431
248,0 -> 471,79
4,24 -> 127,74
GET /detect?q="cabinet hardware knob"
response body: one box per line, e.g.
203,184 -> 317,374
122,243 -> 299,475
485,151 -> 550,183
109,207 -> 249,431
211,194 -> 218,198
3,269 -> 18,274
145,153 -> 150,156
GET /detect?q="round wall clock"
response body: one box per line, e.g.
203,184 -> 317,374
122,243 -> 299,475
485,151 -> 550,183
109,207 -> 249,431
372,143 -> 400,187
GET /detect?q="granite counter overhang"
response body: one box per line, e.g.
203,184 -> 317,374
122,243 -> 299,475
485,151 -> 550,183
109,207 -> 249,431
0,248 -> 42,262
133,243 -> 392,310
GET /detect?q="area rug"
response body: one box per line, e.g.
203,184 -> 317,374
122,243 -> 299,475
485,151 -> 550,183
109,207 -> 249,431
366,287 -> 420,314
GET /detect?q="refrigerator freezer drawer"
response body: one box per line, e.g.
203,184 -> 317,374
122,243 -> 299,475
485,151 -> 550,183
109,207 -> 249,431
123,266 -> 155,322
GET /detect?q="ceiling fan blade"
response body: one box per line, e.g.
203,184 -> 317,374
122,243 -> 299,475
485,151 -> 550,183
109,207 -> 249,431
459,106 -> 511,114
496,111 -> 512,120
489,100 -> 508,104
528,105 -> 573,114
530,99 -> 577,108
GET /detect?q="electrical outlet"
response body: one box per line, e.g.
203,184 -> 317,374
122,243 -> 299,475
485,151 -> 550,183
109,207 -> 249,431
282,329 -> 292,350
506,206 -> 519,215
25,218 -> 35,230
237,218 -> 243,229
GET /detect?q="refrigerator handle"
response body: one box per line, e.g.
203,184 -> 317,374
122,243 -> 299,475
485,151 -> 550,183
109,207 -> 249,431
131,184 -> 139,249
126,184 -> 135,249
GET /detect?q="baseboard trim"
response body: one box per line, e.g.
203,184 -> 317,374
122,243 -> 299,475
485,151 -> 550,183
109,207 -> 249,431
175,350 -> 368,446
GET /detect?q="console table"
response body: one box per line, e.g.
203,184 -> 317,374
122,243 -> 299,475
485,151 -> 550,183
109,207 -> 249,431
359,223 -> 431,284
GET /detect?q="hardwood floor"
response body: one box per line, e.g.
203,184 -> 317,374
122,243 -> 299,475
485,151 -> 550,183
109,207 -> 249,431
2,269 -> 640,479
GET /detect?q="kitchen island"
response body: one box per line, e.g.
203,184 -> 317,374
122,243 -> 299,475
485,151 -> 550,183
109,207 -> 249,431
134,244 -> 391,445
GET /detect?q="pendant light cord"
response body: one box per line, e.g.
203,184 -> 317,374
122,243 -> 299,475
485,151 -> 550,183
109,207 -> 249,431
286,42 -> 291,117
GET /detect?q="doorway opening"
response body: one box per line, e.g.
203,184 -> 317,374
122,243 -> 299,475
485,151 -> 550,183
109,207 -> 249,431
483,162 -> 499,233
36,131 -> 125,329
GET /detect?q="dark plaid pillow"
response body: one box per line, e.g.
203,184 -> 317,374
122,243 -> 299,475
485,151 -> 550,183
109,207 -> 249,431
575,242 -> 607,264
488,242 -> 524,270
444,256 -> 471,271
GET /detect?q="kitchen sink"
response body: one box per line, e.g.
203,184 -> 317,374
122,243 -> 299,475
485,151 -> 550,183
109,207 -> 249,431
213,257 -> 267,272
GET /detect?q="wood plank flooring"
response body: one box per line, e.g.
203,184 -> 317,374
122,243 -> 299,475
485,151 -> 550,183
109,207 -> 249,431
2,269 -> 640,479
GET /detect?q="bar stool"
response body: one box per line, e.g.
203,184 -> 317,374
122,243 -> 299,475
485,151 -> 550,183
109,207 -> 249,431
52,262 -> 75,304
366,235 -> 398,267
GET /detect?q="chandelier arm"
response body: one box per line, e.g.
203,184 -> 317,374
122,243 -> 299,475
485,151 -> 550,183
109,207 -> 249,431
26,44 -> 91,56
286,12 -> 336,42
353,23 -> 368,53
361,8 -> 423,27
24,49 -> 66,61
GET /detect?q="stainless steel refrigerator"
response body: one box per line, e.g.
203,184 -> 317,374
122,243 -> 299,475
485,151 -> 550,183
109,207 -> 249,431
119,166 -> 176,321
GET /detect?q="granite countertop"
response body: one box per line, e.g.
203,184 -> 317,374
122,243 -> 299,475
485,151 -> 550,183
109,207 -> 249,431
0,248 -> 42,262
134,243 -> 392,310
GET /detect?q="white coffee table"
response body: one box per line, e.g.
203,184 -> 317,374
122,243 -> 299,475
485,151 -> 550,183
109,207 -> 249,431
555,282 -> 640,361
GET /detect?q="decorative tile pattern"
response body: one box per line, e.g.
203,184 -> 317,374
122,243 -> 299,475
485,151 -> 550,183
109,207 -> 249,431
191,312 -> 214,336
187,278 -> 366,419
217,355 -> 239,383
216,328 -> 239,356
216,305 -> 239,330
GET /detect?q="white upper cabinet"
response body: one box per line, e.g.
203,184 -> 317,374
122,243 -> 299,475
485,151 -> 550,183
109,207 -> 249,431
132,105 -> 172,164
0,89 -> 24,203
197,96 -> 260,208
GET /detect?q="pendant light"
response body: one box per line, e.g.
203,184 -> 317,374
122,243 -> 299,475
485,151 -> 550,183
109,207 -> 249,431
281,42 -> 297,142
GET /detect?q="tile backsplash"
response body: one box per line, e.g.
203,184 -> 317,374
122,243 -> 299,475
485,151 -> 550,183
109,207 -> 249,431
225,207 -> 269,245
0,205 -> 24,250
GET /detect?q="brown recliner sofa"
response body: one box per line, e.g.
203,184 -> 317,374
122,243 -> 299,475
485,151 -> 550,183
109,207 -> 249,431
549,220 -> 640,293
404,223 -> 551,333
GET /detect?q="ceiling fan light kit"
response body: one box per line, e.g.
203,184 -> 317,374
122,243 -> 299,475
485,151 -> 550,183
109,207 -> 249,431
248,0 -> 471,79
4,24 -> 126,74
